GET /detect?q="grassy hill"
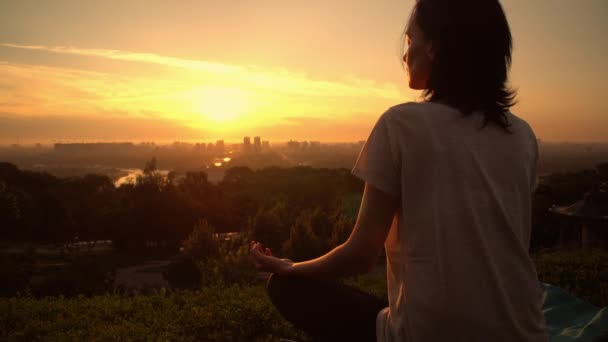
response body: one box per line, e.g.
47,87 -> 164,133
1,248 -> 606,341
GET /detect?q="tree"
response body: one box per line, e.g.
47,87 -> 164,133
182,219 -> 219,260
250,201 -> 290,254
330,214 -> 354,248
308,206 -> 333,243
282,209 -> 325,262
137,157 -> 166,191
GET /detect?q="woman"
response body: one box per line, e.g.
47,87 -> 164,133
250,0 -> 548,341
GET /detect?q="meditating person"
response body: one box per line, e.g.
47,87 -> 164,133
250,0 -> 548,341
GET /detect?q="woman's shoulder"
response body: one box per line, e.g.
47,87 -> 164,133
382,101 -> 456,123
382,102 -> 536,136
382,101 -> 425,120
386,101 -> 423,114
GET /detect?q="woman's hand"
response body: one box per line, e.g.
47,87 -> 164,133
249,241 -> 294,275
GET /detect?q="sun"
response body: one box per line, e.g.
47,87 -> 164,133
193,87 -> 250,124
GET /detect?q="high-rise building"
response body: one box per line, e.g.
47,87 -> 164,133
194,142 -> 206,153
262,141 -> 270,150
216,140 -> 225,154
253,136 -> 261,152
287,140 -> 300,150
243,136 -> 251,153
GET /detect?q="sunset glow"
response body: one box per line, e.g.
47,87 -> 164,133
191,87 -> 251,125
0,0 -> 606,143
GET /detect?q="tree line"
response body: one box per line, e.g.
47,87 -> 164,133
0,159 -> 362,258
1,159 -> 606,257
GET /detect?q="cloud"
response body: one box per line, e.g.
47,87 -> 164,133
0,62 -> 185,119
1,43 -> 406,100
0,43 -> 412,141
1,43 -> 242,74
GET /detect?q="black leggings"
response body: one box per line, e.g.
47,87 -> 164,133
266,274 -> 388,342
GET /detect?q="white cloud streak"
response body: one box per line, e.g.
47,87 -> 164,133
1,43 -> 405,100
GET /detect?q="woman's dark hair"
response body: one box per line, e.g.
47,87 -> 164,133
405,0 -> 516,133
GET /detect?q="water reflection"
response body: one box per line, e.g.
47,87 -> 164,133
114,168 -> 169,187
211,156 -> 232,168
114,156 -> 232,187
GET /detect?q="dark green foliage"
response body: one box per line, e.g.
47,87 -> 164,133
220,166 -> 363,215
282,208 -> 327,262
0,162 -> 366,254
198,238 -> 257,287
182,219 -> 219,260
346,272 -> 388,302
329,214 -> 355,248
166,222 -> 256,288
250,201 -> 290,254
0,286 -> 311,342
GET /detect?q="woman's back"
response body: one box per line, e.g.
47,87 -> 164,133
352,101 -> 548,341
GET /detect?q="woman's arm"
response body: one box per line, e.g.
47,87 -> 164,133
250,182 -> 398,277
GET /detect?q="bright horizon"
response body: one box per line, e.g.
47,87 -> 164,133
1,0 -> 607,144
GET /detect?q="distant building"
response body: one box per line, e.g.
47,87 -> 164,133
243,136 -> 252,153
216,140 -> 225,154
253,136 -> 262,152
207,142 -> 214,153
171,141 -> 189,150
262,140 -> 270,150
194,142 -> 206,153
54,142 -> 134,153
287,140 -> 300,150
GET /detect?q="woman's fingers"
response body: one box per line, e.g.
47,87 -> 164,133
250,248 -> 265,269
249,242 -> 284,272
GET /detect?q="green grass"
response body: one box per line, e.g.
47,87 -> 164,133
346,272 -> 388,302
0,285 -> 310,342
2,248 -> 606,341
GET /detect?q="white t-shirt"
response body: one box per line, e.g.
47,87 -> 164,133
351,102 -> 548,342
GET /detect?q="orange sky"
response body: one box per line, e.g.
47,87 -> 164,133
0,0 -> 606,143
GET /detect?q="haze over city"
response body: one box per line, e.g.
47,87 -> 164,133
0,0 -> 607,143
